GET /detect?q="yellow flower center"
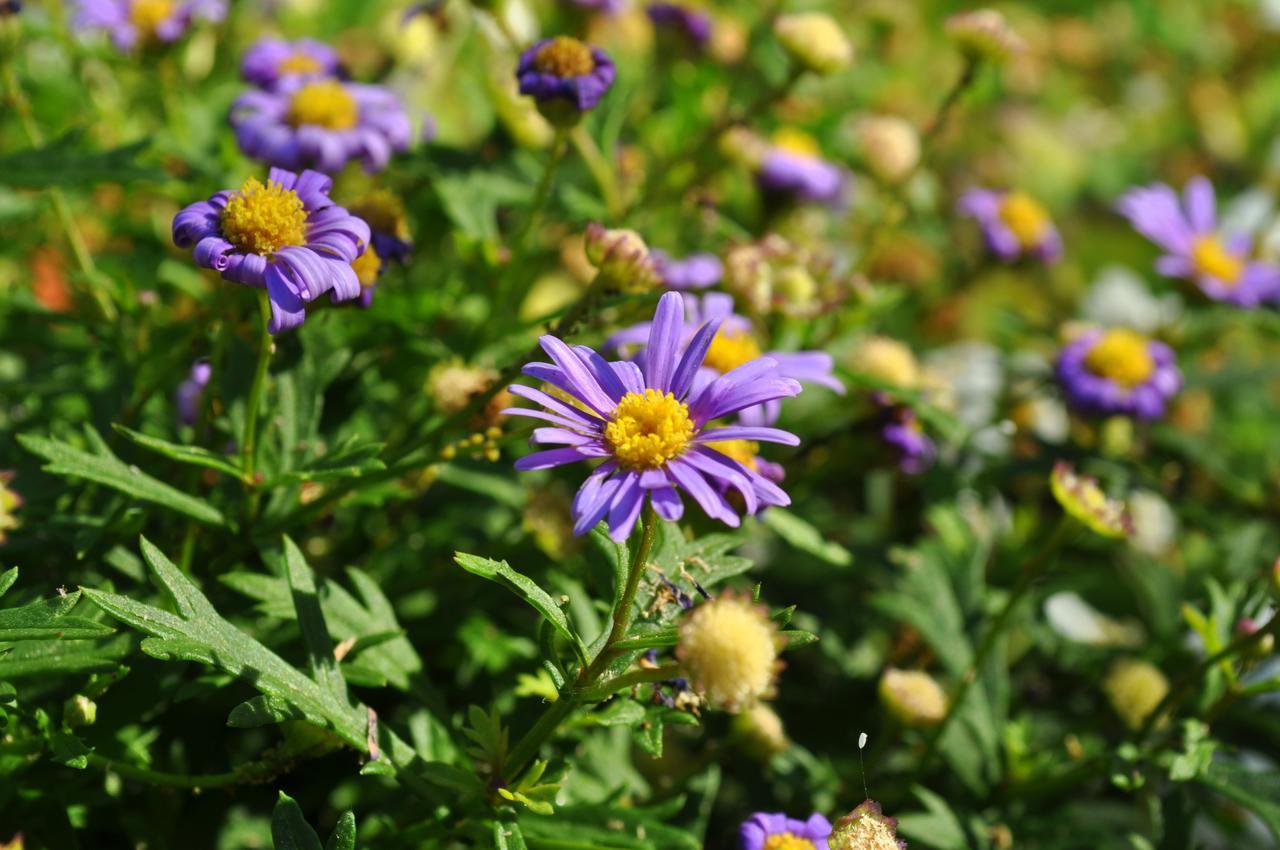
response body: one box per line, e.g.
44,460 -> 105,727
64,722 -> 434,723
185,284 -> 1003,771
771,127 -> 821,158
677,593 -> 778,710
129,0 -> 174,39
286,80 -> 359,130
998,191 -> 1050,248
1082,329 -> 1155,388
603,389 -> 695,470
1190,234 -> 1243,285
278,51 -> 325,75
703,330 -> 764,375
219,177 -> 309,256
533,36 -> 596,78
706,439 -> 760,472
351,244 -> 381,287
349,189 -> 409,239
764,834 -> 816,850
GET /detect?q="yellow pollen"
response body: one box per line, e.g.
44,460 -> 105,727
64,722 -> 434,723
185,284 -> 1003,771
278,52 -> 324,75
603,389 -> 695,470
706,439 -> 760,472
533,36 -> 595,78
286,80 -> 359,130
351,244 -> 382,287
129,0 -> 175,39
764,834 -> 816,850
1083,329 -> 1155,388
349,189 -> 409,239
771,127 -> 821,158
219,177 -> 309,256
998,191 -> 1050,248
1191,235 -> 1243,285
703,330 -> 764,375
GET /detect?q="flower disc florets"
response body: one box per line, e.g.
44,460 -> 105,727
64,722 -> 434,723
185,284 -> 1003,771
219,177 -> 309,256
677,590 -> 781,712
287,80 -> 360,130
829,800 -> 907,850
603,389 -> 695,470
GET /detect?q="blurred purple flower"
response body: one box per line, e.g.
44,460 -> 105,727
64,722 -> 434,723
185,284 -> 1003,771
881,408 -> 935,474
516,37 -> 616,116
72,0 -> 224,51
647,3 -> 712,47
958,188 -> 1062,263
653,250 -> 723,290
757,131 -> 846,206
1056,328 -> 1181,420
176,360 -> 211,426
241,37 -> 340,90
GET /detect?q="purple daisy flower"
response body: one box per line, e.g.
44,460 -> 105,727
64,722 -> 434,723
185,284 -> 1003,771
958,188 -> 1062,263
175,360 -> 211,427
647,3 -> 713,48
72,0 -> 224,51
505,292 -> 802,541
172,167 -> 370,334
516,37 -> 616,119
241,37 -> 341,90
608,292 -> 844,426
653,250 -> 723,290
1056,328 -> 1181,420
740,812 -> 833,850
1116,176 -> 1280,307
757,129 -> 846,206
566,0 -> 624,10
230,78 -> 411,174
881,408 -> 935,475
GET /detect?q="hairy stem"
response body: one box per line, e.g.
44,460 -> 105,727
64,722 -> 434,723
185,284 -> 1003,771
241,289 -> 273,501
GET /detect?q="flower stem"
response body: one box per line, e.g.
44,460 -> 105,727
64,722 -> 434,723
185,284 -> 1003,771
503,506 -> 659,782
570,125 -> 622,219
241,289 -> 273,495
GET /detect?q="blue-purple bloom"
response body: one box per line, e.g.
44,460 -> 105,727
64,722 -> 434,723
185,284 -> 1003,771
72,0 -> 224,51
241,37 -> 341,90
757,130 -> 846,206
609,292 -> 844,426
958,188 -> 1062,263
506,292 -> 801,541
647,3 -> 713,48
653,250 -> 723,290
1117,176 -> 1280,307
740,812 -> 832,850
516,37 -> 616,117
1056,327 -> 1181,420
172,167 -> 370,334
176,360 -> 211,427
881,407 -> 935,475
230,78 -> 411,174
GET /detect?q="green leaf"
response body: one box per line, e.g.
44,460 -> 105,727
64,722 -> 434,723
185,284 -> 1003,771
895,785 -> 969,850
762,508 -> 853,567
227,694 -> 306,728
0,130 -> 162,188
17,427 -> 228,527
272,792 -> 324,850
780,629 -> 819,649
264,436 -> 386,486
493,820 -> 528,850
1197,762 -> 1280,841
0,567 -> 18,601
112,424 -> 244,480
0,634 -> 132,679
283,536 -> 349,706
611,626 -> 679,651
0,588 -> 115,641
454,552 -> 584,657
325,812 -> 357,850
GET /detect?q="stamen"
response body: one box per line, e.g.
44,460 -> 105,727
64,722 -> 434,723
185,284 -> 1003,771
604,389 -> 696,470
219,177 -> 309,256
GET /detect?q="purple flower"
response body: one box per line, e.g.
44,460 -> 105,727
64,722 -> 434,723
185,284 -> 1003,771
653,250 -> 723,290
172,168 -> 370,334
1056,328 -> 1181,420
505,292 -> 802,541
230,78 -> 411,174
176,360 -> 212,426
566,0 -> 624,10
740,812 -> 832,850
73,0 -> 224,51
241,37 -> 340,90
1117,176 -> 1280,307
881,408 -> 935,474
757,130 -> 846,206
609,292 -> 844,426
516,37 -> 616,118
958,188 -> 1062,263
647,3 -> 713,48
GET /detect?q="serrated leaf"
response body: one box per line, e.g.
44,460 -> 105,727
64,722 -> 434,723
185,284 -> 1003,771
112,424 -> 245,480
0,591 -> 115,641
762,508 -> 853,567
227,694 -> 306,728
283,536 -> 348,705
0,634 -> 132,679
454,552 -> 584,655
272,792 -> 324,850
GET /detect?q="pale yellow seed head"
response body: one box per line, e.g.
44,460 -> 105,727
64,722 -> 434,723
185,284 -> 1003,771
774,12 -> 853,75
879,667 -> 947,727
677,591 -> 780,712
855,115 -> 920,184
1104,658 -> 1169,730
851,335 -> 920,390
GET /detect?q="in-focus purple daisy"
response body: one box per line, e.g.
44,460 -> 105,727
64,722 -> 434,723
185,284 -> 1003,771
241,37 -> 340,90
176,359 -> 212,427
881,407 -> 935,475
609,292 -> 844,426
757,128 -> 846,206
653,250 -> 723,290
72,0 -> 224,51
505,292 -> 802,541
958,188 -> 1062,263
1056,327 -> 1181,420
231,78 -> 411,174
648,3 -> 713,48
740,812 -> 832,850
1117,176 -> 1280,307
516,36 -> 616,123
172,167 -> 370,334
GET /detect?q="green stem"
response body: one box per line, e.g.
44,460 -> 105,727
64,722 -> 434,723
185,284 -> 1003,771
577,664 -> 682,702
86,751 -> 294,790
516,129 -> 568,251
570,125 -> 622,219
241,290 -> 273,492
504,506 -> 659,781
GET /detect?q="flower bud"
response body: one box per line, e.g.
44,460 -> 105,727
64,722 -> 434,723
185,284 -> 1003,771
945,8 -> 1026,63
774,12 -> 853,75
849,335 -> 920,391
1103,658 -> 1168,731
0,471 -> 21,546
854,115 -> 920,184
730,703 -> 789,759
63,694 -> 97,728
879,667 -> 947,727
1050,461 -> 1133,539
1235,618 -> 1275,658
584,223 -> 658,291
829,800 -> 906,850
676,590 -> 781,712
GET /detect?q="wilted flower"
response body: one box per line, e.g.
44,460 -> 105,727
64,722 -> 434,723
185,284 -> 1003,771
427,360 -> 498,415
172,168 -> 370,333
849,335 -> 920,391
72,0 -> 224,51
1055,327 -> 1181,420
647,3 -> 712,49
854,115 -> 920,184
1050,461 -> 1133,539
958,189 -> 1062,263
505,292 -> 800,540
230,78 -> 411,174
677,590 -> 781,711
584,223 -> 659,291
880,408 -> 935,475
1117,177 -> 1280,307
774,12 -> 853,75
739,812 -> 832,850
758,129 -> 846,206
879,667 -> 947,726
652,250 -> 723,290
240,37 -> 340,90
945,8 -> 1026,62
829,800 -> 907,850
0,472 -> 21,545
1103,658 -> 1168,730
723,234 -> 847,317
175,360 -> 212,426
516,36 -> 616,124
